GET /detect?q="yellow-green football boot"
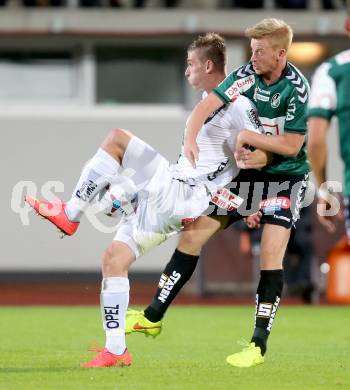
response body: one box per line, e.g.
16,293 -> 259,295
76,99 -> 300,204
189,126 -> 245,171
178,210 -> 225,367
125,309 -> 162,338
226,342 -> 264,368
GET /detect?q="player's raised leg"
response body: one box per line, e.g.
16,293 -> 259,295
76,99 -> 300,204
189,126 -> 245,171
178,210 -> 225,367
25,128 -> 132,236
82,241 -> 135,368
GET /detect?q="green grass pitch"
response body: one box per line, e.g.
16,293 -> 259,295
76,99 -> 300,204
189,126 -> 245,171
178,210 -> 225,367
0,305 -> 349,390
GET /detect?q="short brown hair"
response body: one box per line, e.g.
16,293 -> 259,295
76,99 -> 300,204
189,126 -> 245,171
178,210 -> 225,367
245,18 -> 293,51
188,33 -> 227,72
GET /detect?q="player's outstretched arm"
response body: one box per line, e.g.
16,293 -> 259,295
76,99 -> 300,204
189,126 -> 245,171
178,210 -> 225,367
184,92 -> 223,167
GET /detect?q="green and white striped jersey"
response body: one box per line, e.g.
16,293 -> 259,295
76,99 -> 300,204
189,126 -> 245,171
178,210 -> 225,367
307,49 -> 350,195
213,62 -> 310,175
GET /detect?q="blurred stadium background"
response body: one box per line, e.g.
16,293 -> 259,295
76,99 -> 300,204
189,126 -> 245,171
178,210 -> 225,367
3,0 -> 350,306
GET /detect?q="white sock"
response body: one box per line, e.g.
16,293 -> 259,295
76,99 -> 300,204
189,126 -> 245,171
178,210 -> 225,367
100,277 -> 129,355
65,148 -> 119,222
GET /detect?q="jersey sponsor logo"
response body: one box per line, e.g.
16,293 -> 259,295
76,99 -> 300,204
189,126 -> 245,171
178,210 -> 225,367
254,86 -> 270,102
255,93 -> 269,102
224,75 -> 255,101
247,108 -> 263,129
259,196 -> 291,212
286,97 -> 296,121
224,85 -> 239,100
157,271 -> 181,303
271,93 -> 281,108
211,188 -> 244,211
104,305 -> 120,329
255,86 -> 271,95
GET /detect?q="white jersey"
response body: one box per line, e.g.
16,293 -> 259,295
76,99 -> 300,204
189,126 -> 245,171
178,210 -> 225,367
107,94 -> 263,258
174,94 -> 263,193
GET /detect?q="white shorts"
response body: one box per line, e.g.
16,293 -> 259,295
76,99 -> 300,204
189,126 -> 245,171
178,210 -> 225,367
114,136 -> 211,258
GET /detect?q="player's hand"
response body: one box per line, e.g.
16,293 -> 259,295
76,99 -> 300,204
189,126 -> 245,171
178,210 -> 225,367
317,196 -> 343,233
234,147 -> 248,167
244,211 -> 262,229
235,148 -> 270,169
236,130 -> 253,150
235,131 -> 246,150
184,138 -> 199,168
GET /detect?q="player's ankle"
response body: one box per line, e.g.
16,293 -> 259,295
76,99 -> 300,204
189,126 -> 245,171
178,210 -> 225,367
251,328 -> 269,356
144,306 -> 163,323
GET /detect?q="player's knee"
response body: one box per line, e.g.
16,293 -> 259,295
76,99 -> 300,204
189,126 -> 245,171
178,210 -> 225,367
260,245 -> 279,259
102,242 -> 131,276
101,128 -> 132,160
178,231 -> 203,255
260,245 -> 284,268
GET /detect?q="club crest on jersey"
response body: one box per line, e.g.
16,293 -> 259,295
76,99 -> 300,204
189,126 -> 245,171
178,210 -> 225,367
271,93 -> 281,108
259,196 -> 290,212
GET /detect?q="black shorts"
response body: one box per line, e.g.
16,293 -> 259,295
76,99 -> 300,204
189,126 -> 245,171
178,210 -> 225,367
208,169 -> 309,229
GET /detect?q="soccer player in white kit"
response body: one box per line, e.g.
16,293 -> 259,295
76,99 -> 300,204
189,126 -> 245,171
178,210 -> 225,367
25,33 -> 268,367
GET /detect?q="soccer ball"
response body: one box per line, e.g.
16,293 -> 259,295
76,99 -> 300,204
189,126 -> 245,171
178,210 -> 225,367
98,176 -> 137,218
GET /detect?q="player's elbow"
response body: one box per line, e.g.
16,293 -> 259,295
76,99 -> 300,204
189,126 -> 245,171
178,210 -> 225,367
284,145 -> 300,158
283,135 -> 304,157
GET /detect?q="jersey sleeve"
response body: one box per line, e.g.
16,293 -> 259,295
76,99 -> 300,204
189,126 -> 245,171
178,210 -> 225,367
213,71 -> 239,103
284,86 -> 309,135
213,63 -> 255,103
307,62 -> 336,121
230,96 -> 263,134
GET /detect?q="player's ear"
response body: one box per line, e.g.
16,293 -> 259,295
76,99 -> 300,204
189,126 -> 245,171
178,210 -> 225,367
278,48 -> 286,60
206,59 -> 215,73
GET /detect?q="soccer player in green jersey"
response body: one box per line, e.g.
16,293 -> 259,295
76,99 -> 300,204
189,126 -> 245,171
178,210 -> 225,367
127,19 -> 310,368
308,1 -> 350,238
186,19 -> 310,367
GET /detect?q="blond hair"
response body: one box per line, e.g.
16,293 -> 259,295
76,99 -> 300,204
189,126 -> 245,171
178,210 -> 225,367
245,18 -> 293,51
188,32 -> 227,72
